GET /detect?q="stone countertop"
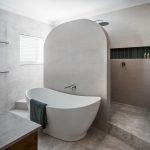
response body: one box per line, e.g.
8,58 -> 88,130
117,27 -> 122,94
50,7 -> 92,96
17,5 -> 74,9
0,112 -> 40,150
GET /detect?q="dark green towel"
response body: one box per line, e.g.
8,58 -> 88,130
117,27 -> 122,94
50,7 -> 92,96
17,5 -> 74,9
30,99 -> 47,129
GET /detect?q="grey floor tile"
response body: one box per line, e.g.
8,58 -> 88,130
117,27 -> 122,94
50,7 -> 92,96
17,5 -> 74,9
38,127 -> 136,150
110,102 -> 150,143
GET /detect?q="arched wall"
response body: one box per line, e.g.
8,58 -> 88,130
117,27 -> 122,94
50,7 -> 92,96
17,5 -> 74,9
44,19 -> 110,130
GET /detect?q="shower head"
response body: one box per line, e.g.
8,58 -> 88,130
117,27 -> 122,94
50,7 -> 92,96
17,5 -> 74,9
95,20 -> 109,26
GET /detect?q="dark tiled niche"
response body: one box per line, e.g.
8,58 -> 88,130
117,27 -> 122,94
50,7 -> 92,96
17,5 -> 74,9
111,46 -> 150,59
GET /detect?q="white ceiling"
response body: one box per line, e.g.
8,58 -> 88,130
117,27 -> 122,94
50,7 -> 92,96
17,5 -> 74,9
0,0 -> 150,24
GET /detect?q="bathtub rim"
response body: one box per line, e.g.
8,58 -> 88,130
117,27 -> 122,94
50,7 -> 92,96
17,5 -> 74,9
26,88 -> 101,110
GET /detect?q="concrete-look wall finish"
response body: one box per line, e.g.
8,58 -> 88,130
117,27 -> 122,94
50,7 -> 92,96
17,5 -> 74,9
91,3 -> 150,48
0,8 -> 50,111
111,59 -> 150,109
90,3 -> 150,108
44,19 -> 110,130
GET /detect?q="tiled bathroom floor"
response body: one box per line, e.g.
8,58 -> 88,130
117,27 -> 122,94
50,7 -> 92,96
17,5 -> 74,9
38,127 -> 136,150
10,106 -> 136,149
110,102 -> 150,144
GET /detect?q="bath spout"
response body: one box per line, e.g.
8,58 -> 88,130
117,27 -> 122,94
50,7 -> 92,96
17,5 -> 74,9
64,84 -> 77,91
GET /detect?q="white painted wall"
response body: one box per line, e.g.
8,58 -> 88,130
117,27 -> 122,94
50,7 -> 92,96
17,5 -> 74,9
44,19 -> 110,130
91,3 -> 150,48
0,8 -> 50,111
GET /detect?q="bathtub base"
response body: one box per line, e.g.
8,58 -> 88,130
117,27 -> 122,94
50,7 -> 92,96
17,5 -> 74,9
43,130 -> 87,141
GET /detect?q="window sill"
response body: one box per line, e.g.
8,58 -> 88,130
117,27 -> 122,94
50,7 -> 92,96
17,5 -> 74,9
20,63 -> 43,66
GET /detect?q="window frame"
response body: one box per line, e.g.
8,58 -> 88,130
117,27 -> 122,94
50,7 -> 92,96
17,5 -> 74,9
19,34 -> 44,65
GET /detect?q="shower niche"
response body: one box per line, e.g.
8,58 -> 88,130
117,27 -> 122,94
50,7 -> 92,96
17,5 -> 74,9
111,46 -> 150,59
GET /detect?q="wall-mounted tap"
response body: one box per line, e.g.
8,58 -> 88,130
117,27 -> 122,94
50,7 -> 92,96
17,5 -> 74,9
122,62 -> 126,68
64,84 -> 77,91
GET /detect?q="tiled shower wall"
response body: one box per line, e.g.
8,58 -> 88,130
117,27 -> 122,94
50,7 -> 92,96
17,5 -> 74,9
111,47 -> 150,59
0,8 -> 50,111
90,3 -> 150,109
111,47 -> 150,108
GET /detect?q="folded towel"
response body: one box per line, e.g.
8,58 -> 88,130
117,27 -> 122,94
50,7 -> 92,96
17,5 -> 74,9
30,99 -> 47,129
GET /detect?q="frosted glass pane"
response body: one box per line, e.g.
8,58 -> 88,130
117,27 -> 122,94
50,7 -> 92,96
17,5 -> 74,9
20,35 -> 44,64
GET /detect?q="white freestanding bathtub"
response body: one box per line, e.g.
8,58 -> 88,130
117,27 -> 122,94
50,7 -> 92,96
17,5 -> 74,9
26,88 -> 101,141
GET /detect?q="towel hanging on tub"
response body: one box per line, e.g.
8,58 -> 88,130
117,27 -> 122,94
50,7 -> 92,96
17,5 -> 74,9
30,99 -> 48,129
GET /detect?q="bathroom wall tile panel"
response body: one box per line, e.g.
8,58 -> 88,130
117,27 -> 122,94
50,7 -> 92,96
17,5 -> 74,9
0,21 -> 7,41
0,8 -> 51,111
111,59 -> 150,109
111,47 -> 150,59
0,21 -> 8,112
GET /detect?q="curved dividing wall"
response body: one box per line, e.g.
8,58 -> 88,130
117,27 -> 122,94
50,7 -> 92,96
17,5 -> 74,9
44,19 -> 110,130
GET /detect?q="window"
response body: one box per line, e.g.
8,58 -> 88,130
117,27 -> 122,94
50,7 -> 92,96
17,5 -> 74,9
20,35 -> 44,64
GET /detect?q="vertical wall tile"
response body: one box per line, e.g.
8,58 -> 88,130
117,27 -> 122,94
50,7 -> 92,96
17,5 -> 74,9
111,46 -> 150,59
